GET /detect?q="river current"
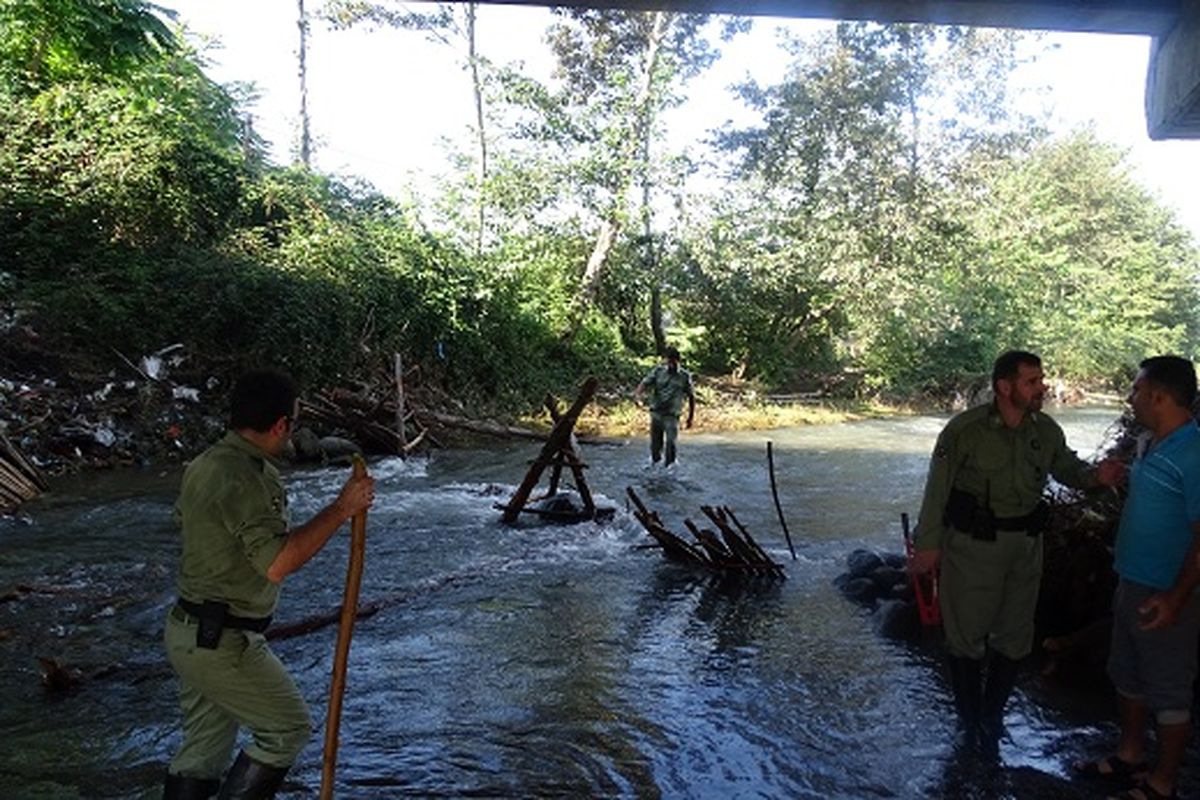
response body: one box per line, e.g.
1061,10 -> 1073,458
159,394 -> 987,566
5,405 -> 1191,799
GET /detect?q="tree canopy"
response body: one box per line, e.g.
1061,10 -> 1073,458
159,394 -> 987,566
2,1 -> 1196,408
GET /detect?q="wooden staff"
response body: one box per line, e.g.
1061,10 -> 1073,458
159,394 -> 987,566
320,454 -> 369,800
766,441 -> 797,560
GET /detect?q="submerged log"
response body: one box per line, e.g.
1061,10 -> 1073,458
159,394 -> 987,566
417,410 -> 551,442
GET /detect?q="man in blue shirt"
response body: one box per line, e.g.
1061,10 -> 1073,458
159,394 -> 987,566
1074,356 -> 1200,800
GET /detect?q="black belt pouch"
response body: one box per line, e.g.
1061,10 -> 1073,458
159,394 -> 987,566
196,600 -> 228,649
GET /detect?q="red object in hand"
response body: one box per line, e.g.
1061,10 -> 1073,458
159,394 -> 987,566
902,513 -> 941,627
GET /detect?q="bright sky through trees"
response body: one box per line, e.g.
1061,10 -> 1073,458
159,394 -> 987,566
165,1 -> 1200,240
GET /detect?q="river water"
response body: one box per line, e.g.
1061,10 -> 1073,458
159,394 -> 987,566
4,405 -> 1189,799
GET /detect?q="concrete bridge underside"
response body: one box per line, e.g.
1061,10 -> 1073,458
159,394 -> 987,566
473,0 -> 1200,140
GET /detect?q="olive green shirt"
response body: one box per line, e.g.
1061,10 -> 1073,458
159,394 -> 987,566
913,403 -> 1095,550
640,364 -> 694,417
173,431 -> 290,618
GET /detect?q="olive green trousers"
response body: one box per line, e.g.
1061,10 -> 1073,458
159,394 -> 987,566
939,529 -> 1042,661
164,609 -> 311,779
649,412 -> 681,465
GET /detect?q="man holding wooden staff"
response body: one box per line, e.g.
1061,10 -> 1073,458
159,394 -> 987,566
162,369 -> 374,799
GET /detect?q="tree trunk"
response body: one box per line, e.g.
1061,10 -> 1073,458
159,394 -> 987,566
650,284 -> 665,354
467,2 -> 487,256
297,0 -> 312,167
575,11 -> 669,313
577,217 -> 620,310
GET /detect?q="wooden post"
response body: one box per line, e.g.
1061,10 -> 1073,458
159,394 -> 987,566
319,455 -> 369,800
562,450 -> 594,516
394,353 -> 407,453
767,441 -> 797,560
502,377 -> 598,524
543,395 -> 565,496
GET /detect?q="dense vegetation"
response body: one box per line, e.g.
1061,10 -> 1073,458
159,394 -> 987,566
2,0 -> 1198,413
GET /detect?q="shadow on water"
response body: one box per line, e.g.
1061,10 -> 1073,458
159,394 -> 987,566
3,406 -> 1197,797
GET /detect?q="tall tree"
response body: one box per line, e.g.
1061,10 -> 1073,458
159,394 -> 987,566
700,22 -> 1039,387
323,1 -> 489,253
298,0 -> 312,166
543,11 -> 734,321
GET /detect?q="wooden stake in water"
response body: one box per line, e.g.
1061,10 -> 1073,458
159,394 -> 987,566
767,441 -> 797,560
320,454 -> 369,800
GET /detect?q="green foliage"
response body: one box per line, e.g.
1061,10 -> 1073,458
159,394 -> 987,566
969,131 -> 1200,383
3,3 -> 1198,416
0,0 -> 642,409
703,22 -> 1199,394
0,0 -> 176,94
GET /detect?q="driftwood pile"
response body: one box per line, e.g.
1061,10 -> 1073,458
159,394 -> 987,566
298,356 -> 577,458
0,431 -> 47,513
626,487 -> 785,577
296,355 -> 431,457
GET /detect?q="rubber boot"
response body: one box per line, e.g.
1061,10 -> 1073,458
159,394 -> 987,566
978,653 -> 1020,760
163,773 -> 219,799
217,751 -> 289,800
947,656 -> 982,755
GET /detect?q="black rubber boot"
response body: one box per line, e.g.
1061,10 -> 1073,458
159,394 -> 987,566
978,653 -> 1020,760
947,656 -> 982,755
217,751 -> 289,800
163,773 -> 219,799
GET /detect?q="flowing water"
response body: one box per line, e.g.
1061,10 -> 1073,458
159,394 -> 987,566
3,405 -> 1186,799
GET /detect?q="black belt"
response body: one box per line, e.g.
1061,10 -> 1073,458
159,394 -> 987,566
175,598 -> 272,633
993,505 -> 1048,532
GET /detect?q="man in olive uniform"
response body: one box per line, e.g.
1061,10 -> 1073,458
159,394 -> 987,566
911,350 -> 1122,759
634,346 -> 696,467
163,369 -> 374,799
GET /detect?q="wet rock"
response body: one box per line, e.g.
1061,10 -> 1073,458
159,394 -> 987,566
846,549 -> 883,578
837,548 -> 929,642
875,599 -> 921,640
887,579 -> 915,604
868,565 -> 907,594
316,436 -> 360,461
834,574 -> 880,605
531,492 -> 581,515
291,427 -> 321,461
38,657 -> 82,692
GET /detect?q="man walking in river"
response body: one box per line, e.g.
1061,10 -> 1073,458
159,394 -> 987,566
163,369 -> 374,799
910,350 -> 1123,760
634,346 -> 695,468
1073,356 -> 1200,800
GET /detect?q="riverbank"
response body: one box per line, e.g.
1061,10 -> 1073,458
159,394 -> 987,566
566,389 -> 904,440
0,349 -> 915,486
0,345 -> 1115,507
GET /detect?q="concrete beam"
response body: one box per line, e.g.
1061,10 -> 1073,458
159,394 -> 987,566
1146,0 -> 1200,139
474,1 -> 1182,35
